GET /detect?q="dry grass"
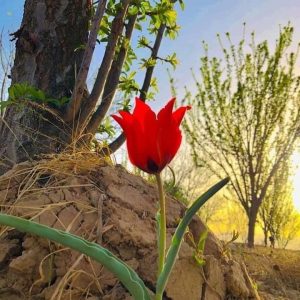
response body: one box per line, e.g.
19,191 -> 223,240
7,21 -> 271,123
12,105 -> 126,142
40,147 -> 113,174
0,150 -> 116,299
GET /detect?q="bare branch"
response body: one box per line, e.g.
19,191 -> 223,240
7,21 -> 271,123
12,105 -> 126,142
77,0 -> 131,133
106,132 -> 125,154
139,24 -> 166,101
87,14 -> 137,134
65,0 -> 107,122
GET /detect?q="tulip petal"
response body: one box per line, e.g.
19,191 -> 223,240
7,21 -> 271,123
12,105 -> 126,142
132,98 -> 160,171
133,98 -> 156,126
111,114 -> 127,131
157,124 -> 182,169
119,110 -> 133,121
173,106 -> 191,126
112,112 -> 143,168
111,97 -> 190,174
157,98 -> 176,123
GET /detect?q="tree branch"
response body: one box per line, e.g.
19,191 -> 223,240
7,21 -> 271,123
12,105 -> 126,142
64,0 -> 107,122
259,132 -> 298,204
86,14 -> 137,134
139,24 -> 166,101
77,0 -> 131,133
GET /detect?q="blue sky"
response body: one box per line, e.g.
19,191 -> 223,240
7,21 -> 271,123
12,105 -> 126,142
172,0 -> 300,99
1,0 -> 300,209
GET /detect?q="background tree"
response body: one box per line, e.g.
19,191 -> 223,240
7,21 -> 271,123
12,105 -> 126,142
183,25 -> 300,247
259,160 -> 296,247
0,0 -> 182,174
277,211 -> 300,249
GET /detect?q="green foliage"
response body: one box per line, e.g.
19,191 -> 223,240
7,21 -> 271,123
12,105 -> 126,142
98,15 -> 111,42
122,44 -> 137,72
178,0 -> 185,10
119,71 -> 140,96
187,229 -> 208,266
183,24 -> 300,244
97,117 -> 116,138
138,36 -> 151,48
195,230 -> 208,264
2,83 -> 69,109
221,230 -> 239,256
277,211 -> 300,248
140,57 -> 157,69
164,52 -> 178,68
111,0 -> 183,107
259,159 -> 300,248
259,161 -> 292,239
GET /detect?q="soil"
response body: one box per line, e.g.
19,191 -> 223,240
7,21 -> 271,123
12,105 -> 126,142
231,244 -> 300,300
0,156 -> 258,299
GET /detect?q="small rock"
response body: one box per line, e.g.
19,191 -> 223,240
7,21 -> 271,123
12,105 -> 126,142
204,255 -> 226,300
225,260 -> 250,298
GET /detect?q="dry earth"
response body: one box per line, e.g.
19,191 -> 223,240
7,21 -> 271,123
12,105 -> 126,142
0,155 -> 259,299
231,244 -> 300,300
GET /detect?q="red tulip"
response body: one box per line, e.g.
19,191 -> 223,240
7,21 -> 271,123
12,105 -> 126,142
112,97 -> 191,174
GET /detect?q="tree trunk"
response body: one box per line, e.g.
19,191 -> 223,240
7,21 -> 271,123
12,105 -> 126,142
247,203 -> 259,248
263,228 -> 268,247
0,0 -> 89,174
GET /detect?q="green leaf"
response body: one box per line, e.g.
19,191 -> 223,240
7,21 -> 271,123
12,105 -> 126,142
128,6 -> 139,15
140,57 -> 156,69
179,0 -> 185,10
166,53 -> 179,69
197,229 -> 208,251
156,177 -> 229,295
29,88 -> 46,101
193,230 -> 208,266
0,213 -> 151,300
0,100 -> 15,109
97,117 -> 116,137
138,36 -> 150,49
134,23 -> 142,31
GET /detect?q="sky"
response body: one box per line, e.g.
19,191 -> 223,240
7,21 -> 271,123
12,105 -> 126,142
1,0 -> 300,209
2,0 -> 300,101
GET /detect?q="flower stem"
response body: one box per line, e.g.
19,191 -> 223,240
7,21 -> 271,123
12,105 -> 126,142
155,173 -> 166,300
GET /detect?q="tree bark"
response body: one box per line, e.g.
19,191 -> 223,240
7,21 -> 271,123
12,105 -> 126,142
87,14 -> 137,134
247,203 -> 259,248
78,0 -> 131,131
0,0 -> 89,174
263,229 -> 268,247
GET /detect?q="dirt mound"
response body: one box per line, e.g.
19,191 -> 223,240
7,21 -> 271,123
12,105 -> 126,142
0,157 -> 258,299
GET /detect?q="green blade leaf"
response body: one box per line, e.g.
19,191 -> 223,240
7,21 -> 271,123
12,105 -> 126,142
156,177 -> 229,295
0,213 -> 151,300
197,229 -> 208,251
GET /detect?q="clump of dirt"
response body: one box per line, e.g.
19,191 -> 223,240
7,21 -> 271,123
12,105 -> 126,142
231,244 -> 300,300
0,156 -> 258,300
